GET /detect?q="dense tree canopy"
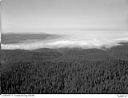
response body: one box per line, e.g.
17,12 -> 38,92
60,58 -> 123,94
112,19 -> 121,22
1,44 -> 128,93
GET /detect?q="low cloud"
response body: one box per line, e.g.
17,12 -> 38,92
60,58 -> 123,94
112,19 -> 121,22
1,31 -> 128,50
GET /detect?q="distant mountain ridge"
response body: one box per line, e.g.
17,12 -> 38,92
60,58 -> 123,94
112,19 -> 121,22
2,32 -> 128,50
1,33 -> 63,44
1,42 -> 128,64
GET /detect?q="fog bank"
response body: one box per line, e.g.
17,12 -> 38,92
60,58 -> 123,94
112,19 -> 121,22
1,31 -> 128,50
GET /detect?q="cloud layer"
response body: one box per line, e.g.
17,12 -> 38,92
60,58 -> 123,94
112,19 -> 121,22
1,31 -> 128,50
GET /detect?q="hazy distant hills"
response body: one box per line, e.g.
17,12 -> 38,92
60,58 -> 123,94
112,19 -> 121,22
2,33 -> 128,50
1,33 -> 62,44
108,43 -> 128,60
32,42 -> 128,61
1,42 -> 128,65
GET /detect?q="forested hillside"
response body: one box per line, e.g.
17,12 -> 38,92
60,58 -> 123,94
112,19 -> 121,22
1,43 -> 128,93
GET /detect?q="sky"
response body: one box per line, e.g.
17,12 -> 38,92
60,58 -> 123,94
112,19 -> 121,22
1,0 -> 128,33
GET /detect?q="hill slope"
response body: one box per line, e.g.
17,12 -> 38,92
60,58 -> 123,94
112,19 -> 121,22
1,43 -> 128,94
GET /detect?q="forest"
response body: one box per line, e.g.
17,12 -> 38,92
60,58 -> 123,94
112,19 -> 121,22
1,43 -> 128,94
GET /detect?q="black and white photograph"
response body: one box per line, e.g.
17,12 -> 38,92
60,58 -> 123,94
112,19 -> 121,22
1,0 -> 128,95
